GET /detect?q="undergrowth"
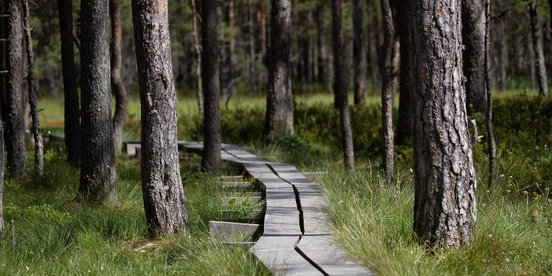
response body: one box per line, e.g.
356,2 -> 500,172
28,91 -> 552,274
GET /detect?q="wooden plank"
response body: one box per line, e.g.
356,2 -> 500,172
263,206 -> 301,235
251,236 -> 322,276
209,221 -> 260,241
297,236 -> 373,275
124,143 -> 141,156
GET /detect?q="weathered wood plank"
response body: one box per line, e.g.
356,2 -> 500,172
263,206 -> 301,235
251,236 -> 323,276
297,236 -> 373,275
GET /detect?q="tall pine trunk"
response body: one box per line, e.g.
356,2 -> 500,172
529,0 -> 549,96
5,0 -> 26,179
111,0 -> 128,152
22,0 -> 44,175
132,0 -> 189,233
381,0 -> 394,183
410,0 -> 477,248
57,0 -> 81,167
265,0 -> 294,141
332,0 -> 355,171
79,0 -> 117,202
463,0 -> 487,114
201,0 -> 221,171
395,4 -> 413,146
353,0 -> 367,105
0,0 -> 5,233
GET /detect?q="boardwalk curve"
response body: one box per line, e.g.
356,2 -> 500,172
179,142 -> 372,276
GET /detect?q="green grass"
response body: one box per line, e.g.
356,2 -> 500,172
319,165 -> 552,275
0,149 -> 269,275
26,89 -> 552,274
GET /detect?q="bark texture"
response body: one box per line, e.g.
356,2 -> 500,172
353,0 -> 367,105
265,0 -> 294,141
381,0 -> 394,183
111,0 -> 129,152
190,0 -> 204,113
57,0 -> 81,167
410,0 -> 477,248
484,0 -> 496,187
201,0 -> 221,171
396,3 -> 413,146
0,1 -> 4,233
462,0 -> 487,114
5,0 -> 26,179
529,0 -> 549,96
22,0 -> 44,175
79,0 -> 116,202
132,0 -> 189,233
332,0 -> 355,171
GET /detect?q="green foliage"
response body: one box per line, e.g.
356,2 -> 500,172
321,167 -> 552,275
0,150 -> 269,275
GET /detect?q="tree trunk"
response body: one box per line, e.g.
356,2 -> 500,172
57,0 -> 81,167
381,0 -> 394,183
410,0 -> 477,248
484,0 -> 496,187
22,0 -> 44,175
110,0 -> 128,153
0,0 -> 5,234
5,0 -> 26,179
529,0 -> 549,96
79,0 -> 116,202
132,0 -> 189,233
332,0 -> 355,172
463,0 -> 487,114
265,0 -> 294,141
315,3 -> 327,86
353,0 -> 367,105
190,0 -> 204,113
201,0 -> 221,171
395,4 -> 413,146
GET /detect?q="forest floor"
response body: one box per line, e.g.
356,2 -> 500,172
0,90 -> 550,275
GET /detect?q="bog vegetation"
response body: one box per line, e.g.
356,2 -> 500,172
0,92 -> 547,274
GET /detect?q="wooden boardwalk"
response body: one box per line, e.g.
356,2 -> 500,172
179,142 -> 372,276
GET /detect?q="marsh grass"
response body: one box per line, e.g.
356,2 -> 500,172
28,90 -> 551,274
0,149 -> 269,275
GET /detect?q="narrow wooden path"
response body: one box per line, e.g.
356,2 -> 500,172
179,142 -> 372,276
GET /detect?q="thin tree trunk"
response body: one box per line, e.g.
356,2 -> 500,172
332,0 -> 355,172
353,0 -> 367,105
190,0 -> 204,113
22,0 -> 43,175
529,0 -> 549,96
0,0 -> 5,234
79,0 -> 116,202
110,0 -> 128,153
57,0 -> 81,167
5,0 -> 26,179
225,0 -> 238,102
201,0 -> 221,171
410,0 -> 477,248
395,4 -> 413,146
485,0 -> 496,187
463,0 -> 487,114
132,0 -> 189,233
315,3 -> 327,86
265,0 -> 294,141
381,0 -> 394,183
247,0 -> 256,95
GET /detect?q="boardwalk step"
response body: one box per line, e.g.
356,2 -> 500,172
209,221 -> 260,242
